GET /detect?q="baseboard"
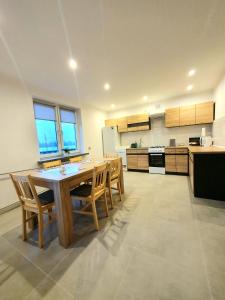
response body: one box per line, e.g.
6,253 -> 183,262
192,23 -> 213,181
0,202 -> 20,215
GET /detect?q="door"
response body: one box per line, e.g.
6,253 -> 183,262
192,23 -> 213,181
138,155 -> 149,170
165,107 -> 180,127
176,155 -> 188,173
180,105 -> 195,126
165,155 -> 176,172
127,155 -> 138,169
195,102 -> 214,124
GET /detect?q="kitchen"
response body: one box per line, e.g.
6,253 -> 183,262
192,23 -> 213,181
0,1 -> 225,300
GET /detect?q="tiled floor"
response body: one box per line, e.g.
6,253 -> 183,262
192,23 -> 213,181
0,172 -> 225,300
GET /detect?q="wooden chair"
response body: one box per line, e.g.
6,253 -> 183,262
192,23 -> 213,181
107,158 -> 122,208
70,163 -> 109,230
42,160 -> 61,169
69,156 -> 82,163
10,174 -> 56,248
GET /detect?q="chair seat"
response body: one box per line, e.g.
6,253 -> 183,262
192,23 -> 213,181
70,184 -> 92,198
38,190 -> 54,205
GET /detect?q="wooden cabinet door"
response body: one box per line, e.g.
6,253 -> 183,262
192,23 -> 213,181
180,105 -> 195,126
117,117 -> 127,132
165,155 -> 176,172
105,119 -> 118,127
138,155 -> 149,170
176,155 -> 188,173
127,114 -> 149,124
127,155 -> 138,169
165,108 -> 180,127
195,102 -> 214,124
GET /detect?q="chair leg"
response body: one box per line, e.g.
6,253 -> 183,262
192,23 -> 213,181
48,208 -> 52,222
108,185 -> 113,209
91,201 -> 99,231
117,180 -> 122,201
104,191 -> 109,217
38,213 -> 44,248
22,209 -> 27,241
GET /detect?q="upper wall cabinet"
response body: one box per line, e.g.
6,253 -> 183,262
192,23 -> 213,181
195,102 -> 214,124
180,104 -> 196,126
165,107 -> 180,127
104,114 -> 150,133
165,101 -> 214,128
105,118 -> 118,127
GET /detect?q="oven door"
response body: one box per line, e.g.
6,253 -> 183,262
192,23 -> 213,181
149,153 -> 165,168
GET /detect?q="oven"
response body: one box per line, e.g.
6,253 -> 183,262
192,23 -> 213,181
148,148 -> 165,174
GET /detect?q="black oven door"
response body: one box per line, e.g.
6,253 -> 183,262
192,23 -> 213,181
149,153 -> 165,168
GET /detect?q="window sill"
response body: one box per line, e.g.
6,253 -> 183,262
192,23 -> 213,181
38,152 -> 89,164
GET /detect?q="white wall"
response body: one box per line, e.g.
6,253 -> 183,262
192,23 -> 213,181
213,75 -> 225,147
0,76 -> 106,210
107,91 -> 213,147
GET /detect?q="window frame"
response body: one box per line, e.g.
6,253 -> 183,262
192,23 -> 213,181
33,99 -> 80,158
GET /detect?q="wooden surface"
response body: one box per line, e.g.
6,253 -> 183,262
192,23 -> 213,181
105,118 -> 118,127
165,107 -> 180,127
188,146 -> 225,154
180,104 -> 196,126
195,101 -> 214,124
176,155 -> 188,173
13,158 -> 124,248
117,117 -> 128,132
165,155 -> 176,172
126,148 -> 149,154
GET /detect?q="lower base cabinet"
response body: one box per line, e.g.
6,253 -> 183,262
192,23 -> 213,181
165,148 -> 188,174
127,150 -> 149,171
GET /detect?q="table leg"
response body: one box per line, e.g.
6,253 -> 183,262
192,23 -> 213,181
120,158 -> 125,194
53,181 -> 73,248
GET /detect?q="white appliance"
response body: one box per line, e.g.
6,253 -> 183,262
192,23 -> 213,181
200,136 -> 212,147
148,146 -> 165,174
102,126 -> 121,155
116,146 -> 128,167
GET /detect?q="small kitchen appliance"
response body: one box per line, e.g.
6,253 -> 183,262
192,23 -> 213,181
189,137 -> 201,146
148,146 -> 165,174
200,136 -> 213,147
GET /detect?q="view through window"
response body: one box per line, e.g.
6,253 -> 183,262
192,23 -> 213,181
33,101 -> 78,155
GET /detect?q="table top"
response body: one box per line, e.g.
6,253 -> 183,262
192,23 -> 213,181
13,158 -> 119,182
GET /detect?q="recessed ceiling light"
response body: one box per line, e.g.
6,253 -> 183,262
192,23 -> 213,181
188,69 -> 196,77
68,58 -> 77,70
104,83 -> 111,90
186,84 -> 194,91
143,95 -> 148,101
110,104 -> 115,108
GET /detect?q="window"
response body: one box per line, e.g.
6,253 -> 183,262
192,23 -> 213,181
33,101 -> 78,156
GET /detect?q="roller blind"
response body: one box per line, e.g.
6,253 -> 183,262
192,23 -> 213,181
60,109 -> 76,123
33,102 -> 56,121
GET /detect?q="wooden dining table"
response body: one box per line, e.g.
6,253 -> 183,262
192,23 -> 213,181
19,158 -> 124,248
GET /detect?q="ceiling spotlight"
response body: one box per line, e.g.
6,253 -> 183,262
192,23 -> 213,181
104,83 -> 111,90
188,69 -> 196,77
186,84 -> 193,91
143,95 -> 148,101
110,104 -> 115,108
68,58 -> 77,70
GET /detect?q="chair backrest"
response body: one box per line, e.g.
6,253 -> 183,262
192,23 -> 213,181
42,160 -> 61,169
10,174 -> 41,208
108,158 -> 121,180
69,156 -> 82,163
104,153 -> 119,159
91,163 -> 107,198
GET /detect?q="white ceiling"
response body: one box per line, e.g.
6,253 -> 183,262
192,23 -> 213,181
0,0 -> 225,111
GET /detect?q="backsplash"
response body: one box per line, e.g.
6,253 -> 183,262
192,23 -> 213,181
121,118 -> 213,147
213,115 -> 225,147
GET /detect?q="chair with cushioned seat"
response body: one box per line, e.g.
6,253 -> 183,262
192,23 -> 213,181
70,163 -> 108,230
10,174 -> 56,248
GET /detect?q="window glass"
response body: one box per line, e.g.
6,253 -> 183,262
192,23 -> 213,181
35,119 -> 58,154
61,122 -> 77,150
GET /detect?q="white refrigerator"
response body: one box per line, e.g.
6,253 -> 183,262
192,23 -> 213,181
102,127 -> 127,167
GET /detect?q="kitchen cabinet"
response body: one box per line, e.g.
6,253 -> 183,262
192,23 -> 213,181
105,118 -> 118,127
195,102 -> 214,124
180,104 -> 196,126
127,148 -> 149,171
117,117 -> 128,132
165,101 -> 214,128
165,155 -> 176,172
165,147 -> 188,174
165,107 -> 180,127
